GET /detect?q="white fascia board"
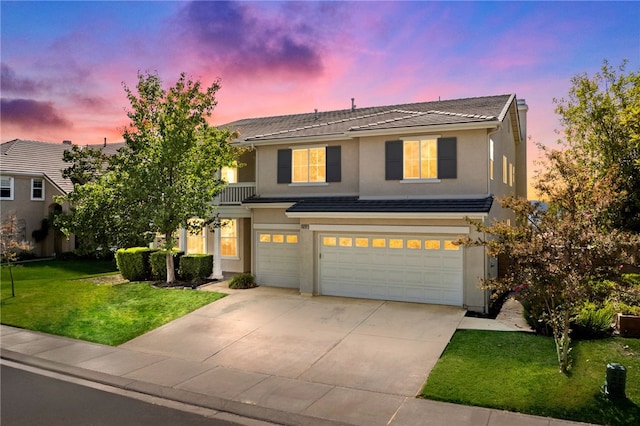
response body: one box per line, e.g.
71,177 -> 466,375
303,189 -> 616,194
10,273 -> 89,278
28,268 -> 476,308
216,205 -> 252,218
0,170 -> 44,177
286,211 -> 488,220
346,121 -> 500,138
309,224 -> 470,234
243,202 -> 296,209
238,134 -> 345,147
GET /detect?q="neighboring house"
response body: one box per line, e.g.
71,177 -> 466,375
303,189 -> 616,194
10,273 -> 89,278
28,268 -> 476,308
205,94 -> 528,313
0,139 -> 123,257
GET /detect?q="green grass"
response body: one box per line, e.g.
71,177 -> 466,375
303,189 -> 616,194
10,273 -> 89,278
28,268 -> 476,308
1,259 -> 225,345
421,330 -> 639,425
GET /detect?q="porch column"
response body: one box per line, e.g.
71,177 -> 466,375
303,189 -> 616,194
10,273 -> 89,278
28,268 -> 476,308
178,228 -> 187,252
211,226 -> 224,279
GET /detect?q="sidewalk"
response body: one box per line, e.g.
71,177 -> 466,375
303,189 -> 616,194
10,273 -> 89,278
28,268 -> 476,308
1,294 -> 593,426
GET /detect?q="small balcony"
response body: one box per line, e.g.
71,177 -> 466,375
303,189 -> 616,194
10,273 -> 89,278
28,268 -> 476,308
216,182 -> 256,205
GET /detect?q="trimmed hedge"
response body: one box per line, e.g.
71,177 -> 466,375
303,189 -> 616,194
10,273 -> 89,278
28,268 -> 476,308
115,247 -> 157,281
150,250 -> 184,280
178,254 -> 213,282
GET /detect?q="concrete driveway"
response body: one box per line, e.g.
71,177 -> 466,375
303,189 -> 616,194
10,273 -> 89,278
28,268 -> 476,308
120,284 -> 465,398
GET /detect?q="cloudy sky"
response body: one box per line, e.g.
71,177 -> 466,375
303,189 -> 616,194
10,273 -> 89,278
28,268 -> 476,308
2,1 -> 639,187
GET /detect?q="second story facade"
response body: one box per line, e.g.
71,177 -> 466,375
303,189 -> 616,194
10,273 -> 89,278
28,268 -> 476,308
213,94 -> 528,313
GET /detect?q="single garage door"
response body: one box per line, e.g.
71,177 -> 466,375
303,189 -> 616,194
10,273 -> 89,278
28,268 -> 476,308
319,234 -> 463,305
255,231 -> 300,288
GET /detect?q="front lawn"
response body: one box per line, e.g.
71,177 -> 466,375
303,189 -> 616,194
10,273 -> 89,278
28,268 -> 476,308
1,259 -> 225,345
421,330 -> 639,425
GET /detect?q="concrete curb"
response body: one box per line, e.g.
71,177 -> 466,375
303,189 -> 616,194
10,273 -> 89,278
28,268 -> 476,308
1,349 -> 351,426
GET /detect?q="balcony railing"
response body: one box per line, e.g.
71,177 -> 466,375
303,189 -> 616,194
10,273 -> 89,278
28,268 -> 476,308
216,182 -> 256,205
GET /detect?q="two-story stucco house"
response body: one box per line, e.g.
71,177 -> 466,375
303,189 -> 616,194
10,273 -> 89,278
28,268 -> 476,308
210,94 -> 528,313
0,139 -> 123,257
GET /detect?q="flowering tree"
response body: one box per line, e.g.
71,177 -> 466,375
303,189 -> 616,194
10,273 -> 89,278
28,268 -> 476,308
465,147 -> 638,372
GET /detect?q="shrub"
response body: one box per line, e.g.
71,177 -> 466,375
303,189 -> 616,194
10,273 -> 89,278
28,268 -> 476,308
571,302 -> 615,339
228,273 -> 257,289
178,254 -> 212,283
115,247 -> 157,281
150,250 -> 184,280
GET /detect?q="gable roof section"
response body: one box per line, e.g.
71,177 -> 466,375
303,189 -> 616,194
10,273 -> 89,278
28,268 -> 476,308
223,94 -> 515,144
1,139 -> 125,195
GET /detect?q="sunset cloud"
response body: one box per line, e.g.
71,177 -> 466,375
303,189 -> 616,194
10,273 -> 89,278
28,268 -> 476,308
0,63 -> 49,95
1,98 -> 72,130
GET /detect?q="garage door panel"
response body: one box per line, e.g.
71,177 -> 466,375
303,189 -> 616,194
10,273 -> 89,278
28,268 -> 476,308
320,234 -> 463,306
256,231 -> 300,288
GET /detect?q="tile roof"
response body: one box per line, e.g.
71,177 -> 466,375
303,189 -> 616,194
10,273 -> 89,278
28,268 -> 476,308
1,139 -> 125,194
243,195 -> 493,214
222,94 -> 515,143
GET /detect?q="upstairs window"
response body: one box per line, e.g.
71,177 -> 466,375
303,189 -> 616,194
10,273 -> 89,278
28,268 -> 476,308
31,178 -> 45,200
502,156 -> 508,184
386,137 -> 457,180
489,139 -> 494,180
403,138 -> 437,179
1,176 -> 14,200
221,166 -> 237,184
293,147 -> 326,183
277,146 -> 341,184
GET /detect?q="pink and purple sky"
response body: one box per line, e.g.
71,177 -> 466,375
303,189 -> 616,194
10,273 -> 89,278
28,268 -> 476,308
1,1 -> 639,194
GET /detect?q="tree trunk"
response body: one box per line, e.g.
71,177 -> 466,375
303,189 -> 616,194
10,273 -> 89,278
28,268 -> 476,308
165,232 -> 176,283
555,309 -> 572,373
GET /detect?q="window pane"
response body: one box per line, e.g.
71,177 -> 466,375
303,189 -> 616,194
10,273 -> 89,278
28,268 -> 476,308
355,238 -> 369,247
292,149 -> 309,182
372,238 -> 386,248
403,141 -> 419,179
425,240 -> 441,250
221,238 -> 237,256
221,167 -> 237,184
187,227 -> 205,253
309,148 -> 326,182
421,139 -> 437,179
339,237 -> 352,247
323,237 -> 336,246
0,177 -> 11,198
259,234 -> 271,243
444,240 -> 460,251
220,219 -> 236,238
272,234 -> 284,243
389,239 -> 403,248
407,239 -> 421,249
286,235 -> 298,244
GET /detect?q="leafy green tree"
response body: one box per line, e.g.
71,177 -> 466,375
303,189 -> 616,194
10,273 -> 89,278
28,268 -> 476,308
58,72 -> 242,279
121,72 -> 241,282
554,60 -> 640,232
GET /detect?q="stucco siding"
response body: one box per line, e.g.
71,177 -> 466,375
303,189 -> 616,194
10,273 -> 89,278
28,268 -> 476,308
358,130 -> 489,198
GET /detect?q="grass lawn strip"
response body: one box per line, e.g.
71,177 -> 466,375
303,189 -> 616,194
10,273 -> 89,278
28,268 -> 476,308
1,260 -> 225,346
421,329 -> 639,426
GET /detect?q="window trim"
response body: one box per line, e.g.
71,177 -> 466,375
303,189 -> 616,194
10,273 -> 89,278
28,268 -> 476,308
385,136 -> 456,181
291,146 -> 327,184
31,177 -> 45,201
1,176 -> 14,200
220,219 -> 239,259
402,137 -> 438,180
278,145 -> 341,184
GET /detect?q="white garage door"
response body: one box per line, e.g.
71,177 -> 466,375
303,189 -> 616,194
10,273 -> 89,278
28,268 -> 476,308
255,231 -> 300,288
319,234 -> 463,305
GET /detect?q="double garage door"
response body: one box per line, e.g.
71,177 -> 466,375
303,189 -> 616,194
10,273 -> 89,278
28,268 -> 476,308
255,230 -> 464,306
319,234 -> 463,306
